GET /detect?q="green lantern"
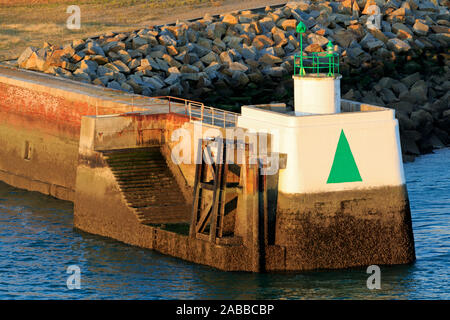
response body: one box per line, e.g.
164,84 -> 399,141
296,21 -> 306,34
326,41 -> 334,55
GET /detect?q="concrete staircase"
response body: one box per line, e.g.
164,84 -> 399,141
103,147 -> 191,224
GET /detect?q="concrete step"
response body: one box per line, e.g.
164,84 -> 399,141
103,147 -> 190,225
107,160 -> 165,167
105,151 -> 164,159
139,216 -> 189,225
120,187 -> 178,194
127,198 -> 186,208
103,148 -> 161,157
130,204 -> 185,210
115,172 -> 173,179
135,208 -> 189,216
125,193 -> 183,201
125,193 -> 184,202
105,154 -> 164,160
124,190 -> 185,198
118,182 -> 177,189
117,178 -> 175,185
120,187 -> 179,194
114,172 -> 172,179
110,164 -> 167,172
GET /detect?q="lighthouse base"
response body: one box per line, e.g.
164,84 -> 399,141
269,185 -> 416,271
293,74 -> 342,115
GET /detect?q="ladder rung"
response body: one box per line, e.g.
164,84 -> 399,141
200,182 -> 215,190
225,186 -> 241,194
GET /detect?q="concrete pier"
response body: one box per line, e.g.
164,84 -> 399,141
0,65 -> 415,272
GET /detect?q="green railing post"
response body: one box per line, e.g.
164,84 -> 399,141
296,21 -> 306,76
300,35 -> 304,75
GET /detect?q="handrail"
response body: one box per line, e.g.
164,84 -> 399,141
294,52 -> 340,77
152,96 -> 239,128
108,94 -> 239,128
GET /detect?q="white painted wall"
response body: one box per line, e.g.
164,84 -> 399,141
237,103 -> 405,194
293,75 -> 341,115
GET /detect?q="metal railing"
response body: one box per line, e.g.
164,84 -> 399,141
294,21 -> 340,78
294,52 -> 340,77
152,96 -> 239,128
87,81 -> 239,128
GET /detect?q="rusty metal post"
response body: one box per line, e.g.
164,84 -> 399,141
189,103 -> 192,122
209,140 -> 224,244
250,162 -> 261,272
258,158 -> 268,271
190,139 -> 205,238
201,104 -> 204,123
168,96 -> 171,113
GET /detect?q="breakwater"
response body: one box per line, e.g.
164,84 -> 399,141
15,0 -> 450,160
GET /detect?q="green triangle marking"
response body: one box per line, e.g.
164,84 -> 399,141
327,129 -> 362,184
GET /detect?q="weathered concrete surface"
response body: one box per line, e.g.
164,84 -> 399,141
0,110 -> 78,200
0,65 -> 169,200
0,64 -> 226,205
104,147 -> 192,224
74,165 -> 253,271
74,135 -> 253,271
74,113 -> 273,271
76,115 -> 416,272
272,185 -> 415,271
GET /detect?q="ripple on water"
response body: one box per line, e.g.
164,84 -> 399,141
0,148 -> 449,299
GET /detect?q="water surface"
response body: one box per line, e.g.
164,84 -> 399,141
0,148 -> 449,299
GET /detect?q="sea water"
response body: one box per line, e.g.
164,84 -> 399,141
0,148 -> 448,299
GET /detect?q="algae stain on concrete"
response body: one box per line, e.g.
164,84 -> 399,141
327,129 -> 362,184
